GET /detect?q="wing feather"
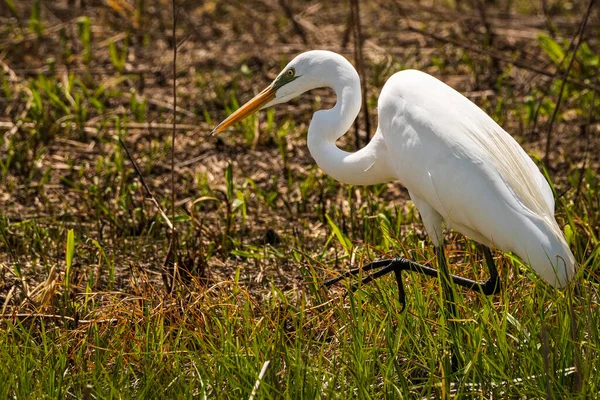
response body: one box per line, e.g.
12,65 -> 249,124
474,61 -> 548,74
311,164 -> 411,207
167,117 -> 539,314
377,69 -> 574,286
381,70 -> 559,234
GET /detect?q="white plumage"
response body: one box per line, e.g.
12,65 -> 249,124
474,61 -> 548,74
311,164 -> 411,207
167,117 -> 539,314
212,50 -> 575,288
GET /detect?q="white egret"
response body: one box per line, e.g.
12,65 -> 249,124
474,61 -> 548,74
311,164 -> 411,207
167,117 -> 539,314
211,50 -> 575,311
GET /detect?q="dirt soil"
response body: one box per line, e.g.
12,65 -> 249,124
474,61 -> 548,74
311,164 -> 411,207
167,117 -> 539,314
1,0 -> 599,304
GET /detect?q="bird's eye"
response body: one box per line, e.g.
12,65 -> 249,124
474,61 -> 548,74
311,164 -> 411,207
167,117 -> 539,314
286,69 -> 295,77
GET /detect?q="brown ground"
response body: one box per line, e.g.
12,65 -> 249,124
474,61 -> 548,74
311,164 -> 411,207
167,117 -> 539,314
1,0 -> 599,306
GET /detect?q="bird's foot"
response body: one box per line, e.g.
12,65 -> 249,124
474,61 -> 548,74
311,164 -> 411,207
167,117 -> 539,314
323,252 -> 501,311
323,258 -> 413,311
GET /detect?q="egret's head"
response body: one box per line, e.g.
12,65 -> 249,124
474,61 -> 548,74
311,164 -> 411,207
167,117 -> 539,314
210,50 -> 341,135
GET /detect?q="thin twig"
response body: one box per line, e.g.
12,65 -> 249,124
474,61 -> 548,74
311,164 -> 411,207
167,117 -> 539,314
530,37 -> 576,138
133,94 -> 195,118
544,0 -> 595,167
0,19 -> 74,48
567,281 -> 583,393
349,1 -> 361,149
389,1 -> 600,94
541,320 -> 554,400
0,313 -> 118,324
168,0 -> 181,294
118,137 -> 174,231
574,62 -> 599,201
475,0 -> 500,84
354,0 -> 370,142
172,1 -> 177,233
278,0 -> 308,45
341,6 -> 353,48
528,10 -> 599,152
0,121 -> 200,130
349,0 -> 370,148
408,23 -> 600,93
541,0 -> 560,38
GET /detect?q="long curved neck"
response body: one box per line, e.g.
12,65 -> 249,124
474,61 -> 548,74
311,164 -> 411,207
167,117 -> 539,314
307,65 -> 394,186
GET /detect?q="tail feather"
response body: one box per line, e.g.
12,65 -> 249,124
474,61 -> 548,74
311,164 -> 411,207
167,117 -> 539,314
520,216 -> 575,288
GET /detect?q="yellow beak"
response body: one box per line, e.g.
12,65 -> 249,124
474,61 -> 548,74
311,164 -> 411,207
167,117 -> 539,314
210,85 -> 277,135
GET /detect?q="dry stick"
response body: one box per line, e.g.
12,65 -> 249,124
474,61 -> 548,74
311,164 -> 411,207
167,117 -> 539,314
481,0 -> 585,153
125,91 -> 195,118
568,281 -> 583,393
402,24 -> 600,94
541,320 -> 554,400
83,385 -> 92,400
0,19 -> 73,48
118,137 -> 174,231
574,62 -> 600,201
341,7 -> 353,49
475,0 -> 500,83
0,218 -> 18,268
543,0 -> 596,167
0,313 -> 117,324
168,0 -> 180,294
541,0 -> 560,39
172,0 -> 178,233
278,0 -> 308,45
535,3 -> 594,144
530,32 -> 579,139
346,4 -> 361,149
352,0 -> 371,143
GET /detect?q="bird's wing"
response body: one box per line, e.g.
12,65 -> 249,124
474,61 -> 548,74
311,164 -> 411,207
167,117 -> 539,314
379,69 -> 555,220
377,69 -> 575,283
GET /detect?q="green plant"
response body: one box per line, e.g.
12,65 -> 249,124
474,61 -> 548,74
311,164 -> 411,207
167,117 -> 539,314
28,0 -> 43,35
108,37 -> 129,73
77,16 -> 93,64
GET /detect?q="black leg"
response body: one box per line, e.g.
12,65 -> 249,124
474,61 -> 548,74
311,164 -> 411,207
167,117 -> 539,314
323,259 -> 401,287
435,246 -> 460,373
435,246 -> 457,320
323,245 -> 501,375
481,245 -> 501,295
323,245 -> 501,310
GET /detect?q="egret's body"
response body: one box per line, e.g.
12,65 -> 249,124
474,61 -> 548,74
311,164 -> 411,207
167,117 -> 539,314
212,50 -> 575,291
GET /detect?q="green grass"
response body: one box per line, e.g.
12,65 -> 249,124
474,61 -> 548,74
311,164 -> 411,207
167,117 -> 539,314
1,176 -> 598,398
0,254 -> 598,398
1,0 -> 599,398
